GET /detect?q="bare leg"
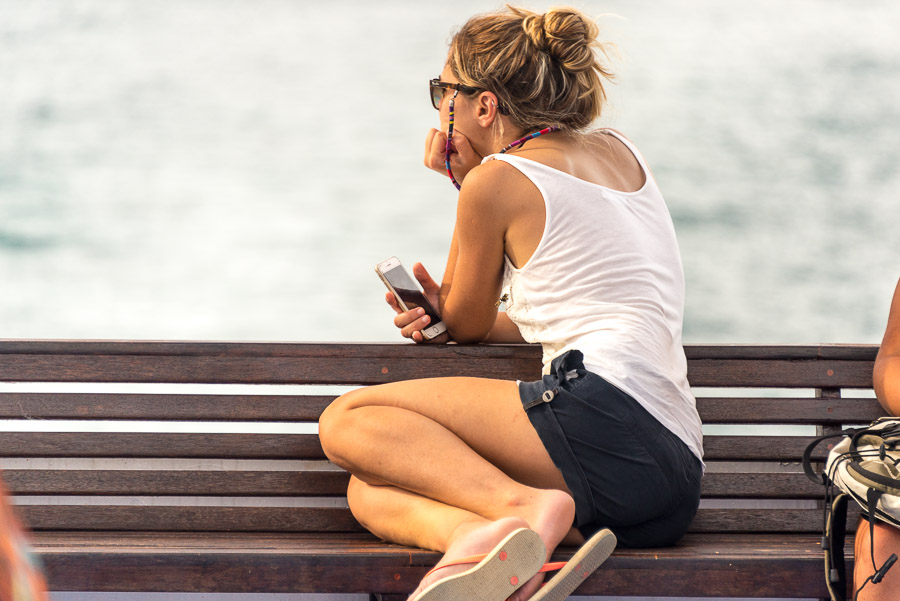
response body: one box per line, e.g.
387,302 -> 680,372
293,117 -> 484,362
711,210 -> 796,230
854,516 -> 900,600
320,377 -> 583,600
347,476 -> 576,601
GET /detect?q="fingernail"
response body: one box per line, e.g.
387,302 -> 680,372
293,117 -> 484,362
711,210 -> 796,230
422,315 -> 430,324
417,308 -> 425,316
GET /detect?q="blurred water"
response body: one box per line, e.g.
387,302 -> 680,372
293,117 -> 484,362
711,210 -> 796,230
1,0 -> 898,344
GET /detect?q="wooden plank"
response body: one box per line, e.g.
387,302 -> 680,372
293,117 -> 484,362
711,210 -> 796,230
0,343 -> 543,385
687,358 -> 874,388
683,344 -> 878,361
703,435 -> 831,461
0,341 -> 877,387
700,472 -> 824,498
3,468 -> 820,499
0,433 -> 324,459
0,393 -> 334,421
0,433 -> 836,462
2,392 -> 883,424
30,531 -> 842,597
1,468 -> 351,496
688,506 -> 859,533
1,341 -> 877,362
697,396 -> 886,424
18,503 -> 848,535
19,505 -> 363,533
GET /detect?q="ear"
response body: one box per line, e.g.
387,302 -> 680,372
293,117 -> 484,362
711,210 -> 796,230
475,91 -> 501,127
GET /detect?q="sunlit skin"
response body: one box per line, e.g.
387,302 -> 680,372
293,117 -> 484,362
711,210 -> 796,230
853,277 -> 900,601
320,64 -> 648,601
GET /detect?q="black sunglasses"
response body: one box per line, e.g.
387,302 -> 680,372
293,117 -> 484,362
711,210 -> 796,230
429,78 -> 480,110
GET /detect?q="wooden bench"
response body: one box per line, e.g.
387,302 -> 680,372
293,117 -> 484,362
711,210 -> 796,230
0,340 -> 883,599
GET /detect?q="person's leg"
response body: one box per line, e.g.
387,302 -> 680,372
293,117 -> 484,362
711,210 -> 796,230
853,516 -> 900,600
348,476 -> 546,600
319,377 -> 582,600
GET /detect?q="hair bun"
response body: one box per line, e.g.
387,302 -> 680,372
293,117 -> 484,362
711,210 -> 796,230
521,12 -> 549,51
529,8 -> 599,73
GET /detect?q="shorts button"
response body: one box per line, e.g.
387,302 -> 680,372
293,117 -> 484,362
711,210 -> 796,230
542,390 -> 555,403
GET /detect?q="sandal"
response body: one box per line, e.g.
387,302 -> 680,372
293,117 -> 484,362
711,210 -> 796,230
411,527 -> 546,601
422,528 -> 616,601
529,529 -> 617,601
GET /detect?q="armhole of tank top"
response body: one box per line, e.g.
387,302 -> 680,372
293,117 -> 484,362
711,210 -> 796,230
599,129 -> 652,190
487,154 -> 551,273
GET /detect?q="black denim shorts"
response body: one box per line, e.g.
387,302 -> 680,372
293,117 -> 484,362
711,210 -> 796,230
519,349 -> 702,548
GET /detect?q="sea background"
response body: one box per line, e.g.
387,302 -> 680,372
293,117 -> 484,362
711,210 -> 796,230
1,1 -> 899,600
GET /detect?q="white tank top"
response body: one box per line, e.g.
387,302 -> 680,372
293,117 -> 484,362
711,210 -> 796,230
486,131 -> 704,463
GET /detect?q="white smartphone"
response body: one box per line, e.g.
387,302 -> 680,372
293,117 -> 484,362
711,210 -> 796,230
375,256 -> 447,340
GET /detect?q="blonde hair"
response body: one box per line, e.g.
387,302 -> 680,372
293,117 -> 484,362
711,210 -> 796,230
447,5 -> 614,132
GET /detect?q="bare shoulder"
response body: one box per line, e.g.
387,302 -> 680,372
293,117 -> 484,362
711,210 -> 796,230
460,158 -> 539,210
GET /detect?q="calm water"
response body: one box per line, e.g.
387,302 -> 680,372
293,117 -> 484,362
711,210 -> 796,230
1,0 -> 899,344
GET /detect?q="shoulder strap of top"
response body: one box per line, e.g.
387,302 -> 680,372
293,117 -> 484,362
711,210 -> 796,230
600,129 -> 652,176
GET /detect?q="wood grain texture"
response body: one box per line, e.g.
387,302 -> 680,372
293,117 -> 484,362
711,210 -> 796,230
0,432 -> 837,462
697,396 -> 886,424
0,341 -> 878,386
2,467 -> 350,496
30,531 -> 847,597
17,504 -> 852,535
1,467 -> 818,499
0,392 -> 334,421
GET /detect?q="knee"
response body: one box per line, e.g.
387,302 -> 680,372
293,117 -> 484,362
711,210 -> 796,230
318,388 -> 366,468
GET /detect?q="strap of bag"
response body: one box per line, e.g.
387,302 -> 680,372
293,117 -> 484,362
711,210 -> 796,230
803,431 -> 851,485
824,493 -> 848,601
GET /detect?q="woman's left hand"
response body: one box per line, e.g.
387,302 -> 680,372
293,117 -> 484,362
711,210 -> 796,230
424,129 -> 482,185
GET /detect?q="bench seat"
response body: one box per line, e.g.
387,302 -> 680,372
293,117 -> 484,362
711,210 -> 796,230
0,341 -> 883,599
32,531 -> 835,597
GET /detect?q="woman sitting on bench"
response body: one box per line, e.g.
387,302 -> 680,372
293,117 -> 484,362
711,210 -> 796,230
320,6 -> 704,601
854,276 -> 900,600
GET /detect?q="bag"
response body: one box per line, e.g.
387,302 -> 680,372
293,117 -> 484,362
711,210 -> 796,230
803,417 -> 900,601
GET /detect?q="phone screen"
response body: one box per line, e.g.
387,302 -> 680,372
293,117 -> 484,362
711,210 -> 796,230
381,264 -> 442,323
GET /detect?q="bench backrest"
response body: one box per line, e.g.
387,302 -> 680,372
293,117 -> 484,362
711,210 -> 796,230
0,341 -> 882,536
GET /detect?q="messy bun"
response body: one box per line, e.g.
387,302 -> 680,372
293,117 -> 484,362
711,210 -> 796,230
447,5 -> 614,132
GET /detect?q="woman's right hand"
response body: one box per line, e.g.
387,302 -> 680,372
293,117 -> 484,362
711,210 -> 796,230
424,129 -> 482,186
386,262 -> 450,344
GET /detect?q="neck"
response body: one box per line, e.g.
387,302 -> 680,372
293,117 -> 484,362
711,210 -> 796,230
497,126 -> 561,155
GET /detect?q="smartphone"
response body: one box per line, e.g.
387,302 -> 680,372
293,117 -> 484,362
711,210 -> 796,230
375,257 -> 447,340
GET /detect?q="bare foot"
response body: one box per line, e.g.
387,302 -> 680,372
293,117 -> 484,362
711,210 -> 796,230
409,516 -> 533,601
508,489 -> 577,601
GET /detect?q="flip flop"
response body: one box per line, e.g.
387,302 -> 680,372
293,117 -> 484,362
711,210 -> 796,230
423,528 -> 616,601
412,527 -> 546,601
528,528 -> 617,601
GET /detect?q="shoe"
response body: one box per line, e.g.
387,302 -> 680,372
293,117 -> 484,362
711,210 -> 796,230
528,528 -> 617,601
411,527 -> 546,601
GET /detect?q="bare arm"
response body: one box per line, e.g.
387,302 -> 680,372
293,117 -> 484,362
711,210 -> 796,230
439,161 -> 533,343
482,313 -> 527,344
874,277 -> 900,416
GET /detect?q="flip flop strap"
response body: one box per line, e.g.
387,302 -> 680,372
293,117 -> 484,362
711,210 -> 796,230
425,555 -> 567,579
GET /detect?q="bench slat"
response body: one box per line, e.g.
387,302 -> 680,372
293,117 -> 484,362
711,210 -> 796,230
20,505 -> 361,532
697,396 -> 885,424
29,531 -> 838,597
0,433 -> 321,459
0,344 -> 543,385
2,393 -> 885,425
0,393 -> 333,421
0,342 -> 877,387
690,506 -> 859,533
1,469 -> 350,496
0,433 -> 832,461
18,504 -> 847,534
2,469 -> 822,499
